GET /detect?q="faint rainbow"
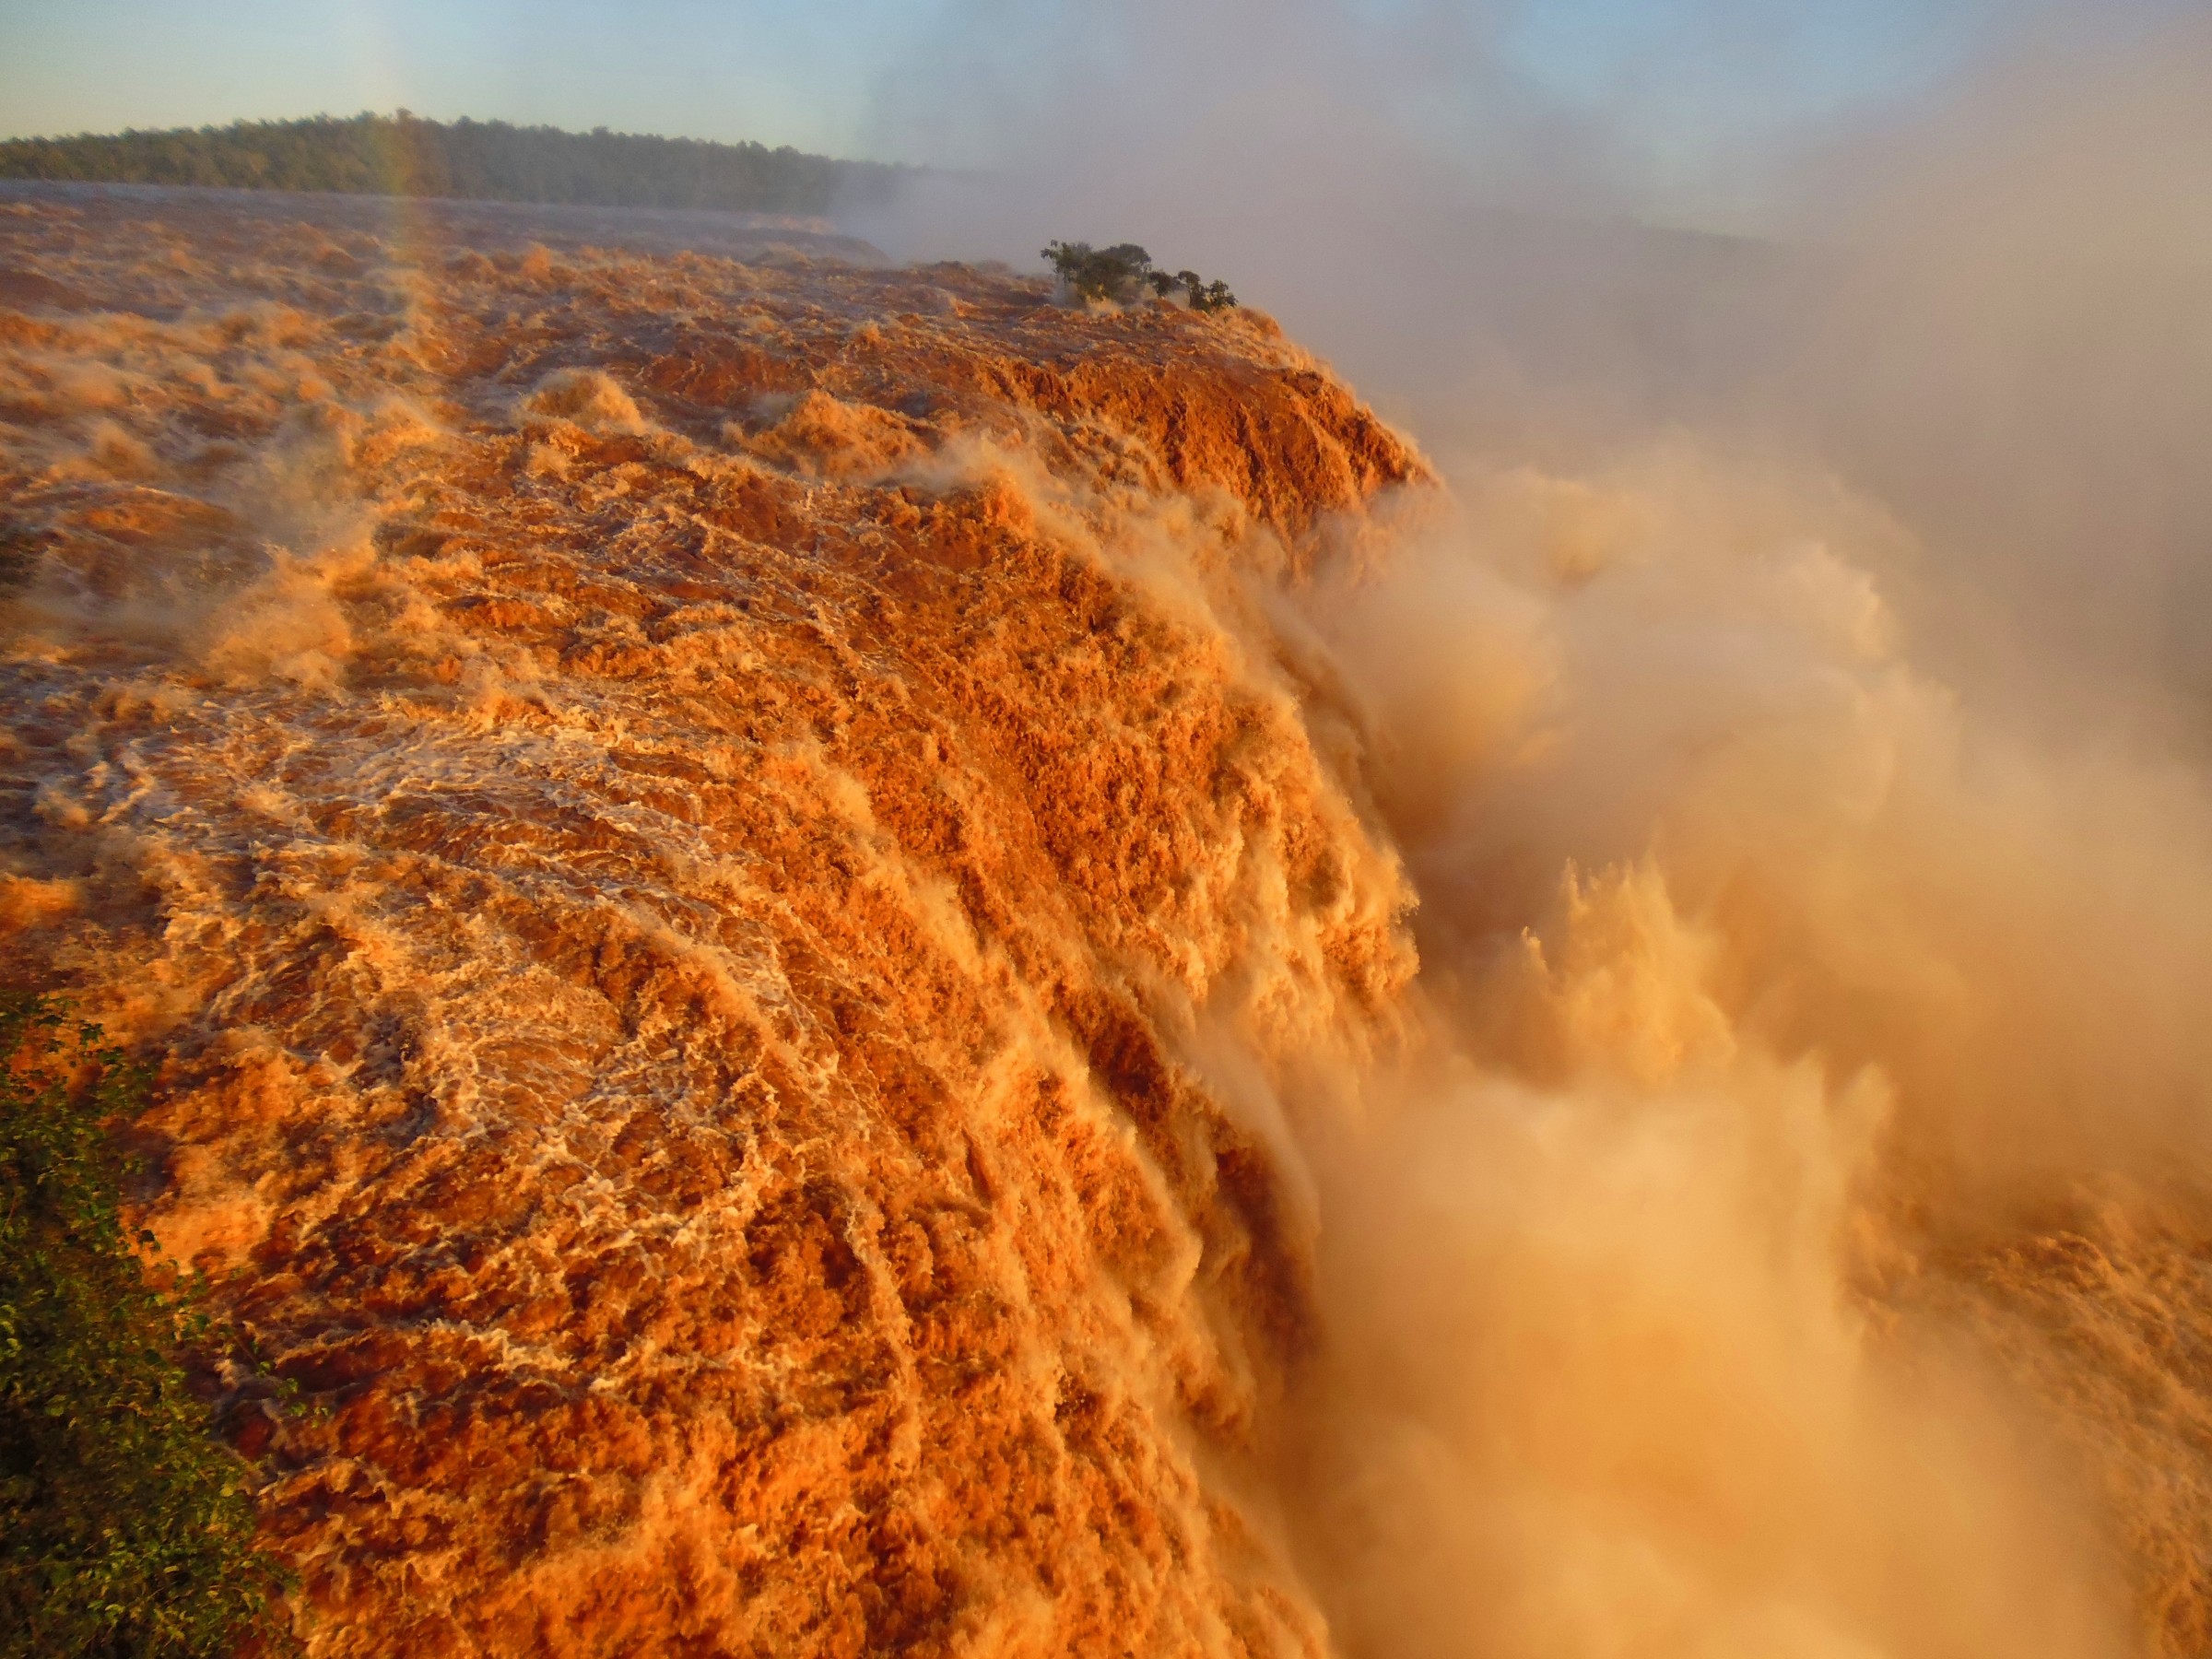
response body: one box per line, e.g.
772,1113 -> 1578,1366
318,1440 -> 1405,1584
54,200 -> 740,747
335,0 -> 441,285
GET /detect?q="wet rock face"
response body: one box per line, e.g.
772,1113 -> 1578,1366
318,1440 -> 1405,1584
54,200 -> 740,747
0,188 -> 1421,1654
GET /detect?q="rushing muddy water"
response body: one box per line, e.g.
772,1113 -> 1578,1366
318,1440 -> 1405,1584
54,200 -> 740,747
3,182 -> 2208,1657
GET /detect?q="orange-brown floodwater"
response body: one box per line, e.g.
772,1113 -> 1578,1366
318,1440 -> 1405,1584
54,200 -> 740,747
3,181 -> 2208,1657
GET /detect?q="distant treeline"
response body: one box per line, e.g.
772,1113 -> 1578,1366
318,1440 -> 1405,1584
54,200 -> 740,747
0,112 -> 908,216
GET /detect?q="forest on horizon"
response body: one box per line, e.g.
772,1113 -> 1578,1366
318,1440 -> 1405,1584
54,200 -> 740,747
0,112 -> 909,216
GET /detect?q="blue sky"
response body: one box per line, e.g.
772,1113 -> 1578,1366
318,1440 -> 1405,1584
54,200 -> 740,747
4,0 -> 2130,235
0,1 -> 2028,155
0,1 -> 897,154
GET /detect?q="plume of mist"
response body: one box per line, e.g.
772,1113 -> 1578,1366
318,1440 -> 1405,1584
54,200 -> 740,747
853,5 -> 2212,1654
1289,448 -> 2212,1650
1781,8 -> 2212,723
853,1 -> 2212,713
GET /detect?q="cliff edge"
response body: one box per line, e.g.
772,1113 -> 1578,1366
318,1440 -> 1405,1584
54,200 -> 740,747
0,187 -> 1424,1655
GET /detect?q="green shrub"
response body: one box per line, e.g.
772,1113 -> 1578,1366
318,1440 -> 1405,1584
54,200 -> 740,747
1189,276 -> 1239,314
1041,241 -> 1238,312
0,994 -> 294,1658
1041,239 -> 1157,302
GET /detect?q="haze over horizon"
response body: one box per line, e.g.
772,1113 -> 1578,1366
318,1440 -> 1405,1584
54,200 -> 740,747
0,0 -> 2191,235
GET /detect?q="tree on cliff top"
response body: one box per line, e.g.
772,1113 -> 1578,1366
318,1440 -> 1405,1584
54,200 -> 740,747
1041,240 -> 1159,302
0,994 -> 293,1658
1042,241 -> 1238,312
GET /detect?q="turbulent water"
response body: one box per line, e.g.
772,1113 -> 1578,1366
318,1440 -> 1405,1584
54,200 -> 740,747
2,183 -> 2209,1657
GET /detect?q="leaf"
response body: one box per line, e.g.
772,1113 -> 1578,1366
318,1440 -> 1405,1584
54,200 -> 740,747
0,992 -> 298,1658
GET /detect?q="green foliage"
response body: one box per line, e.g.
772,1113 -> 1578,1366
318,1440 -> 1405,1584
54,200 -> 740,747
1041,240 -> 1158,302
0,112 -> 908,217
1182,273 -> 1239,313
0,994 -> 294,1659
1041,241 -> 1238,312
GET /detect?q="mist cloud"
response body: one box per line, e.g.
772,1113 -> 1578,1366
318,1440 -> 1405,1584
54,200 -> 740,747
853,1 -> 2212,717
